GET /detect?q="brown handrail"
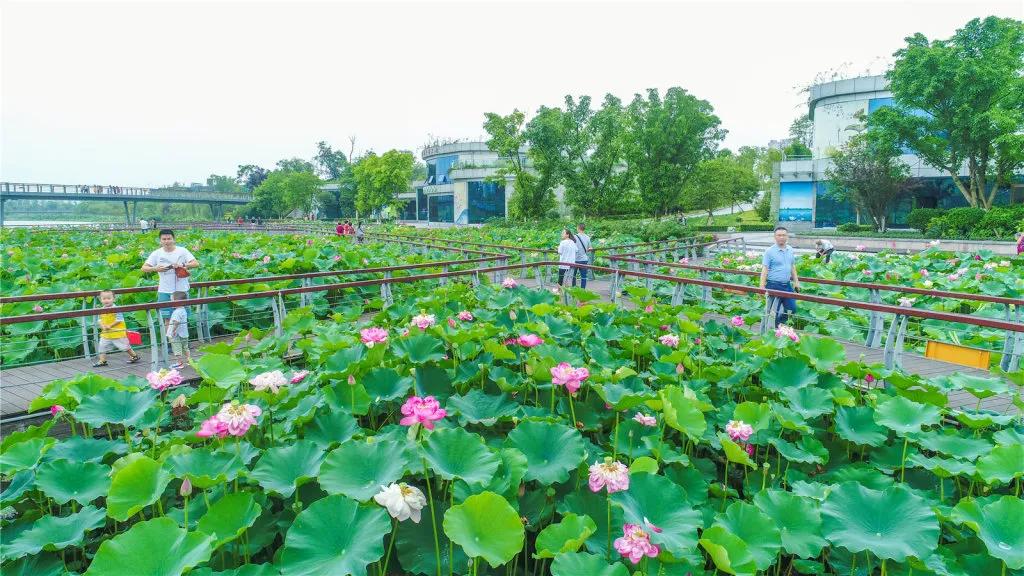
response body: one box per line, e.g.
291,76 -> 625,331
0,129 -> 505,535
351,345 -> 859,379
608,255 -> 1023,307
3,262 -> 1022,333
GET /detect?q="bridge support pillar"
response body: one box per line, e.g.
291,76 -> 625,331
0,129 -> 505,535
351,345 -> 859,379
123,201 -> 131,226
131,202 -> 138,223
0,198 -> 5,227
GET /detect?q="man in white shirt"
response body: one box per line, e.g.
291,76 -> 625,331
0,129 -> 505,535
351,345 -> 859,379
814,239 -> 835,263
141,229 -> 200,323
140,218 -> 149,233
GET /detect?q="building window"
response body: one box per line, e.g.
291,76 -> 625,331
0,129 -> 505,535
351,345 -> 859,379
426,155 -> 458,185
779,181 -> 814,222
467,181 -> 505,223
417,188 -> 428,221
428,194 -> 454,223
400,199 -> 417,220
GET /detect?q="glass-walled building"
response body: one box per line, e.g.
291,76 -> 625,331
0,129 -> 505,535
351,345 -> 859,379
773,75 -> 1019,229
399,141 -> 515,225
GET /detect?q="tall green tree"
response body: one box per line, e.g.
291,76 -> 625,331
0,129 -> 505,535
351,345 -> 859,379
825,133 -> 911,232
483,110 -> 557,220
314,141 -> 349,180
236,165 -> 269,191
869,16 -> 1024,209
250,171 -> 322,217
624,87 -> 726,217
789,114 -> 814,148
206,174 -> 242,193
352,150 -> 414,218
275,158 -> 316,174
560,94 -> 632,216
684,154 -> 759,223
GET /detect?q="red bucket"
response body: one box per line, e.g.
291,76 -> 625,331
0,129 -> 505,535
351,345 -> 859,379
127,330 -> 143,346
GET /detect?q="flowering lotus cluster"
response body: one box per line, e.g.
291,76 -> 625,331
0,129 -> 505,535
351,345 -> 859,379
774,324 -> 799,343
550,362 -> 590,394
633,413 -> 657,427
614,523 -> 660,564
727,419 -> 756,457
515,334 -> 544,347
730,315 -> 745,327
588,458 -> 630,493
147,369 -> 183,391
197,401 -> 262,438
501,277 -> 518,289
374,483 -> 428,523
410,313 -> 436,330
658,334 -> 680,348
360,327 -> 389,347
399,395 -> 446,430
290,370 -> 309,384
250,370 -> 287,394
457,310 -> 474,322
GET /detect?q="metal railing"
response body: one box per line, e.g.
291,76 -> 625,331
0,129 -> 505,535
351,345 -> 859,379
0,182 -> 251,203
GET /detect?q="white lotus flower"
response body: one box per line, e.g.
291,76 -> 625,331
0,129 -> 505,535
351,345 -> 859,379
374,483 -> 427,523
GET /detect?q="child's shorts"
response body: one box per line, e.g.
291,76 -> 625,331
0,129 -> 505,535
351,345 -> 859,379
98,337 -> 131,353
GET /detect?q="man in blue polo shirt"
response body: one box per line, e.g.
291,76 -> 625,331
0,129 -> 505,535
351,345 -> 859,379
759,227 -> 802,326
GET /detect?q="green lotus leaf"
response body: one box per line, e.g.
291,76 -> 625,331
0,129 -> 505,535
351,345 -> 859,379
720,434 -> 756,468
951,496 -> 1024,570
699,525 -> 758,576
611,472 -> 703,556
820,482 -> 939,562
34,459 -> 111,505
249,439 -> 325,498
301,409 -> 361,448
834,406 -> 888,446
43,436 -> 127,463
1,420 -> 54,452
2,505 -> 106,560
771,403 -> 812,433
549,552 -> 630,576
975,444 -> 1024,485
733,402 -> 771,432
993,428 -> 1024,446
948,373 -> 1010,400
506,420 -> 585,485
191,565 -> 279,576
393,333 -> 446,364
913,431 -> 991,460
1,470 -> 35,506
557,491 -> 624,557
955,410 -> 1015,429
396,497 -> 469,576
759,356 -> 817,392
73,388 -> 156,428
797,335 -> 846,369
361,367 -> 414,402
714,501 -> 782,570
780,386 -> 833,419
0,436 -> 55,473
422,427 -> 500,486
163,446 -> 246,489
319,438 -> 407,500
84,517 -> 214,576
661,385 -> 706,441
106,455 -> 172,521
907,453 -> 975,478
768,435 -> 829,465
0,553 -> 63,576
595,378 -> 654,411
752,490 -> 826,559
534,513 -> 597,559
447,390 -> 520,425
443,491 -> 524,568
194,353 -> 246,388
279,494 -> 390,576
195,492 -> 262,549
873,395 -> 942,435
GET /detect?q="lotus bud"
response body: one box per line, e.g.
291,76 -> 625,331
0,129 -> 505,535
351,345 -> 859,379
171,394 -> 187,409
509,310 -> 517,321
676,364 -> 685,375
347,374 -> 356,386
180,477 -> 193,497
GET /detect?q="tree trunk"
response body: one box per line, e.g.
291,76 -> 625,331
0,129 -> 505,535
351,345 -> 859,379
949,172 -> 979,208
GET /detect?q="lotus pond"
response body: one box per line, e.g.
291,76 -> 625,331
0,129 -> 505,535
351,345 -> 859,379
1,276 -> 1022,576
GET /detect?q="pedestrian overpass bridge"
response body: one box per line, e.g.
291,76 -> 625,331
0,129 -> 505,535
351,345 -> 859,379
0,182 -> 252,225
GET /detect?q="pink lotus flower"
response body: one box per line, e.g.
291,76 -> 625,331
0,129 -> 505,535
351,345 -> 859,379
196,415 -> 229,438
333,255 -> 341,261
262,255 -> 271,264
232,252 -> 242,259
589,458 -> 630,493
33,305 -> 43,313
633,413 -> 656,427
676,363 -> 685,375
614,523 -> 660,564
399,395 -> 447,430
948,273 -> 960,281
516,334 -> 544,347
216,401 -> 262,436
975,273 -> 983,281
974,254 -> 982,261
411,313 -> 436,330
502,277 -> 518,289
50,405 -> 65,416
920,269 -> 929,277
147,368 -> 183,391
694,337 -> 702,345
644,305 -> 654,313
659,334 -> 680,348
250,370 -> 287,394
659,324 -> 669,331
290,370 -> 309,384
503,337 -> 517,346
746,444 -> 755,457
862,270 -> 872,277
457,310 -> 474,322
643,517 -> 663,534
730,315 -> 744,327
179,477 -> 193,497
551,362 -> 590,394
856,245 -> 866,251
447,317 -> 457,329
722,258 -> 732,266
726,420 -> 754,442
679,258 -> 690,264
865,373 -> 875,384
306,239 -> 314,246
774,324 -> 799,343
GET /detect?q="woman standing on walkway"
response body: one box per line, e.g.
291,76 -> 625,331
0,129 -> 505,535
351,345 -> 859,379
557,228 -> 577,287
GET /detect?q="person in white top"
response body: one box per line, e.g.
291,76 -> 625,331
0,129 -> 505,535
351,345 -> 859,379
140,218 -> 149,233
140,229 -> 200,324
556,228 -> 578,286
814,239 -> 835,263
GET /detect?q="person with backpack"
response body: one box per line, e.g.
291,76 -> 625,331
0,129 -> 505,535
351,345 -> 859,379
572,223 -> 593,289
557,228 -> 578,287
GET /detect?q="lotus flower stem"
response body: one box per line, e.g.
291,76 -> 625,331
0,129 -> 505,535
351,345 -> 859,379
421,458 -> 442,576
899,437 -> 909,482
606,493 -> 612,562
721,460 -> 730,511
380,519 -> 398,576
567,393 -> 577,429
612,412 -> 620,460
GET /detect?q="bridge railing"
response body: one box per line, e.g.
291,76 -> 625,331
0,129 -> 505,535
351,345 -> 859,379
0,182 -> 251,202
2,261 -> 1020,417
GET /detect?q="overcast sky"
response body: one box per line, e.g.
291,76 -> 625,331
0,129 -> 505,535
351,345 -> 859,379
2,0 -> 1020,187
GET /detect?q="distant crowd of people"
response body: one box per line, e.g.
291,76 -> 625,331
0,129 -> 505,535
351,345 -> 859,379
336,220 -> 365,243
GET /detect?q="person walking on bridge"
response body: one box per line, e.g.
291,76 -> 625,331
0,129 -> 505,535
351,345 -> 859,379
557,228 -> 578,287
759,226 -> 801,326
141,229 -> 200,327
571,223 -> 592,289
140,218 -> 149,234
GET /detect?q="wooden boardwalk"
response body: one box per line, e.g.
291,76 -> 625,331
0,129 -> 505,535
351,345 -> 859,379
1,275 -> 1017,422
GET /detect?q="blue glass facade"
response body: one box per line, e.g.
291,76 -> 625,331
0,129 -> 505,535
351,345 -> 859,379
467,181 -> 505,223
428,194 -> 454,223
426,155 -> 458,185
416,188 -> 427,221
400,199 -> 417,220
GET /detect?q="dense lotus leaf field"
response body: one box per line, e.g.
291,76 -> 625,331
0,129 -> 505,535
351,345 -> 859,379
0,229 -> 485,365
1,275 -> 1022,575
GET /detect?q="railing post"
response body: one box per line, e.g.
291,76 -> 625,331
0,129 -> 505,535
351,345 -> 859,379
865,289 -> 884,348
381,271 -> 393,307
146,310 -> 160,371
80,297 -> 93,361
192,295 -> 205,344
761,293 -> 780,336
201,287 -> 212,342
520,252 -> 528,279
700,270 -> 711,305
883,313 -> 908,372
473,270 -> 481,288
644,263 -> 653,291
440,265 -> 449,286
670,282 -> 684,306
610,261 -> 620,304
534,259 -> 545,288
1000,303 -> 1022,372
270,293 -> 284,338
